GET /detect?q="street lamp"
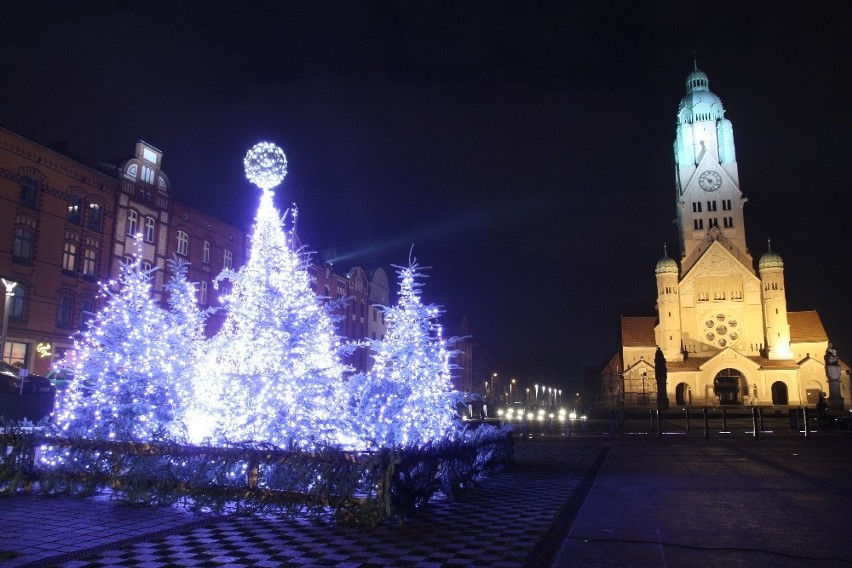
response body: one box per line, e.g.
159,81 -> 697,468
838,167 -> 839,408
510,378 -> 516,404
534,384 -> 539,406
641,371 -> 648,410
526,387 -> 530,407
1,279 -> 18,364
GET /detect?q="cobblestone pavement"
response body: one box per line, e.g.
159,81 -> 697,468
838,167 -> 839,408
1,438 -> 606,568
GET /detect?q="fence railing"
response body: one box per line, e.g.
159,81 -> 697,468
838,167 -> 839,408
0,425 -> 513,527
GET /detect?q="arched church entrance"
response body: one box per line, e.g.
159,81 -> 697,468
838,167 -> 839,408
713,368 -> 747,405
771,381 -> 789,405
675,382 -> 691,406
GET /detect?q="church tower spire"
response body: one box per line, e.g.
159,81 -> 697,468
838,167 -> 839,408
673,65 -> 753,275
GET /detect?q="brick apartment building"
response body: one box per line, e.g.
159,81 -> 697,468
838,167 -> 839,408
0,126 -> 478,392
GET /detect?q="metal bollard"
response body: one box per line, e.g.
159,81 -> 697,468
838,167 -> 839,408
685,408 -> 690,432
703,408 -> 709,438
649,409 -> 655,432
722,408 -> 727,431
656,409 -> 662,438
752,407 -> 759,438
803,407 -> 809,438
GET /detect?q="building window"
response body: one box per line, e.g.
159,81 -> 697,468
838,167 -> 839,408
2,340 -> 28,367
723,216 -> 734,228
62,240 -> 78,274
722,199 -> 732,211
8,286 -> 25,321
20,176 -> 38,208
708,218 -> 719,229
83,240 -> 98,278
692,202 -> 702,213
202,240 -> 210,264
57,294 -> 74,328
127,210 -> 138,236
144,217 -> 156,243
67,196 -> 82,224
707,201 -> 717,212
88,203 -> 102,231
12,228 -> 34,264
223,249 -> 232,270
80,298 -> 95,330
199,280 -> 208,305
177,231 -> 189,256
693,219 -> 703,230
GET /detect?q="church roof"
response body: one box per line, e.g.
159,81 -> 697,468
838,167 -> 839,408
621,316 -> 656,346
621,312 -> 828,354
789,310 -> 828,342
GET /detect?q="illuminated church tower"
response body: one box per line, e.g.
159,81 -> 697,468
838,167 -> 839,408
606,64 -> 847,410
673,65 -> 751,274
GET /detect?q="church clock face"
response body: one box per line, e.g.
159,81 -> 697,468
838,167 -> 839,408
698,170 -> 722,191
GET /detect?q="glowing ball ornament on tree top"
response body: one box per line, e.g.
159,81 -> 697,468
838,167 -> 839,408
244,142 -> 288,192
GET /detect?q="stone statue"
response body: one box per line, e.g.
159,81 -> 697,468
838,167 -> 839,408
825,343 -> 839,366
824,343 -> 844,412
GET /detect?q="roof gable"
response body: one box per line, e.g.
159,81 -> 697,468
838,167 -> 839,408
621,316 -> 656,347
699,347 -> 762,371
788,310 -> 828,343
681,240 -> 759,286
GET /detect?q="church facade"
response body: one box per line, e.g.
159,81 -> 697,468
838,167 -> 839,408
603,66 -> 849,411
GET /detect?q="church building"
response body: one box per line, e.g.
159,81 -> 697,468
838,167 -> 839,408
603,66 -> 849,411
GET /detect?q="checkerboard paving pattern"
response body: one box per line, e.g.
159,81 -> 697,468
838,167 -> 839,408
27,439 -> 608,568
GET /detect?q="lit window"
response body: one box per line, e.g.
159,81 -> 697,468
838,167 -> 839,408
127,210 -> 138,236
144,217 -> 156,243
202,240 -> 210,264
199,280 -> 208,305
83,245 -> 98,278
177,231 -> 189,256
142,261 -> 152,273
62,241 -> 77,273
13,228 -> 33,263
223,249 -> 232,270
67,196 -> 82,223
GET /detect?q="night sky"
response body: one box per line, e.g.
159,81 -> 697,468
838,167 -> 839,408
2,1 -> 850,391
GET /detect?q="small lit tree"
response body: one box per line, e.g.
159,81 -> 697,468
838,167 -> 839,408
349,253 -> 460,449
163,256 -> 212,434
58,238 -> 187,441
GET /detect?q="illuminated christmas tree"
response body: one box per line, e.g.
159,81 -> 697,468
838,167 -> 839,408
163,257 -> 211,433
57,238 -> 187,441
190,142 -> 352,449
349,255 -> 460,448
